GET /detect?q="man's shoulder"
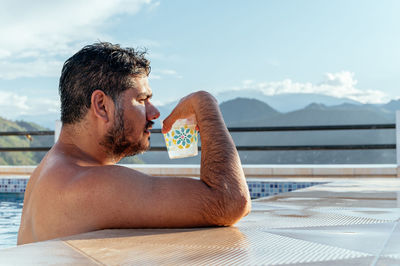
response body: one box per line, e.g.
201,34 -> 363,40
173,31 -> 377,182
75,164 -> 147,181
42,144 -> 152,188
31,161 -> 127,200
58,164 -> 151,194
33,163 -> 151,215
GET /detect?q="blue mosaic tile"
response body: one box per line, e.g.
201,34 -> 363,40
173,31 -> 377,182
0,179 -> 27,193
0,178 -> 326,197
246,181 -> 326,199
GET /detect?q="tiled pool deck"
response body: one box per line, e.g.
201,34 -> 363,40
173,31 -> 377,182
0,177 -> 399,265
1,164 -> 398,177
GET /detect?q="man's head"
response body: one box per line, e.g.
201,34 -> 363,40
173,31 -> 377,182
59,42 -> 150,124
59,42 -> 159,159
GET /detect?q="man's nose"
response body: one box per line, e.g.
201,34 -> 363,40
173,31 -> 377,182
147,102 -> 160,121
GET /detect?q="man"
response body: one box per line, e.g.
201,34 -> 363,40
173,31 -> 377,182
17,42 -> 251,245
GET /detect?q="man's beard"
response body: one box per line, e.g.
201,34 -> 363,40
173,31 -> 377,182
100,107 -> 152,159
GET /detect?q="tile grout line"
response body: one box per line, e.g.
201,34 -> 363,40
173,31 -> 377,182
370,220 -> 399,266
62,241 -> 106,266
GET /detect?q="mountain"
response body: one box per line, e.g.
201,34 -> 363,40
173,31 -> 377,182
215,90 -> 361,112
0,117 -> 52,165
219,98 -> 280,125
382,99 -> 400,113
153,102 -> 177,128
16,113 -> 60,130
272,102 -> 393,126
220,100 -> 393,127
137,97 -> 397,165
152,91 -> 364,128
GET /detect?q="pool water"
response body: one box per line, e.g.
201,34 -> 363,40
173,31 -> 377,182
0,193 -> 23,249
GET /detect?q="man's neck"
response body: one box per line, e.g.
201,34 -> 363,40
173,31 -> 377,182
56,123 -> 119,166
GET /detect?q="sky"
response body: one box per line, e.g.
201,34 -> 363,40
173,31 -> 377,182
0,0 -> 399,124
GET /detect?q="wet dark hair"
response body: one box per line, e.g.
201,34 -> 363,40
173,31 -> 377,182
59,42 -> 150,124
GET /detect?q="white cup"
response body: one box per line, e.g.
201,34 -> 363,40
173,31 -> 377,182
163,118 -> 199,159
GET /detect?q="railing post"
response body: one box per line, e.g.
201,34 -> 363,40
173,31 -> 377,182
397,111 -> 400,177
398,192 -> 400,207
55,120 -> 62,143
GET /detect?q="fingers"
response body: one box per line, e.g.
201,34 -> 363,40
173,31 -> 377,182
162,105 -> 186,133
162,91 -> 207,134
162,97 -> 195,134
162,112 -> 178,134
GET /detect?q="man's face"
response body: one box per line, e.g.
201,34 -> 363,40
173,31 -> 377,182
100,76 -> 160,159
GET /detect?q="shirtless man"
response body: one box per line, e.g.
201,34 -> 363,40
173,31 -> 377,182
17,42 -> 251,245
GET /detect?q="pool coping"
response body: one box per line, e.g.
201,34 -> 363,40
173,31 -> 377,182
0,164 -> 399,177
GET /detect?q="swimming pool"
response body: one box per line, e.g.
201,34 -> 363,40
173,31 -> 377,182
0,193 -> 23,249
0,180 -> 325,249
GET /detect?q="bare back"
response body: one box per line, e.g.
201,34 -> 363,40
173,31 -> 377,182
18,149 -> 97,244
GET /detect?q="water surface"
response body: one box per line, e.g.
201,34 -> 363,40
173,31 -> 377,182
0,193 -> 23,249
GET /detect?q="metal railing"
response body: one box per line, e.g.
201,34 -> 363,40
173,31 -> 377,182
0,124 -> 396,152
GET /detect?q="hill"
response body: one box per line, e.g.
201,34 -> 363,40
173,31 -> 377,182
0,117 -> 52,165
221,101 -> 393,127
215,90 -> 361,112
219,98 -> 280,125
136,97 -> 397,165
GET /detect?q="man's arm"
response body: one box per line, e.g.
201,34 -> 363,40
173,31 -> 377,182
162,91 -> 251,225
65,91 -> 251,229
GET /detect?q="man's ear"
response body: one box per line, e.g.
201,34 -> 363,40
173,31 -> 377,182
91,90 -> 112,123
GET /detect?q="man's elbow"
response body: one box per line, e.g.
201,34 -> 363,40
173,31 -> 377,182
208,194 -> 252,227
226,194 -> 252,226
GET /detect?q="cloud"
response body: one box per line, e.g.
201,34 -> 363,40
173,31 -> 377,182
0,0 -> 155,79
0,59 -> 64,79
237,71 -> 389,104
151,69 -> 183,79
149,74 -> 161,80
148,1 -> 160,11
0,91 -> 29,111
0,49 -> 11,59
0,90 -> 60,120
159,69 -> 177,75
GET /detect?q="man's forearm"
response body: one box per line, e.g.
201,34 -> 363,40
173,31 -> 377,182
194,92 -> 251,225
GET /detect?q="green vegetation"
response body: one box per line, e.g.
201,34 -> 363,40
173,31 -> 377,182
0,117 -> 41,165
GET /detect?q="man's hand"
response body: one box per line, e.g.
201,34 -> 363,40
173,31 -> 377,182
162,91 -> 216,134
